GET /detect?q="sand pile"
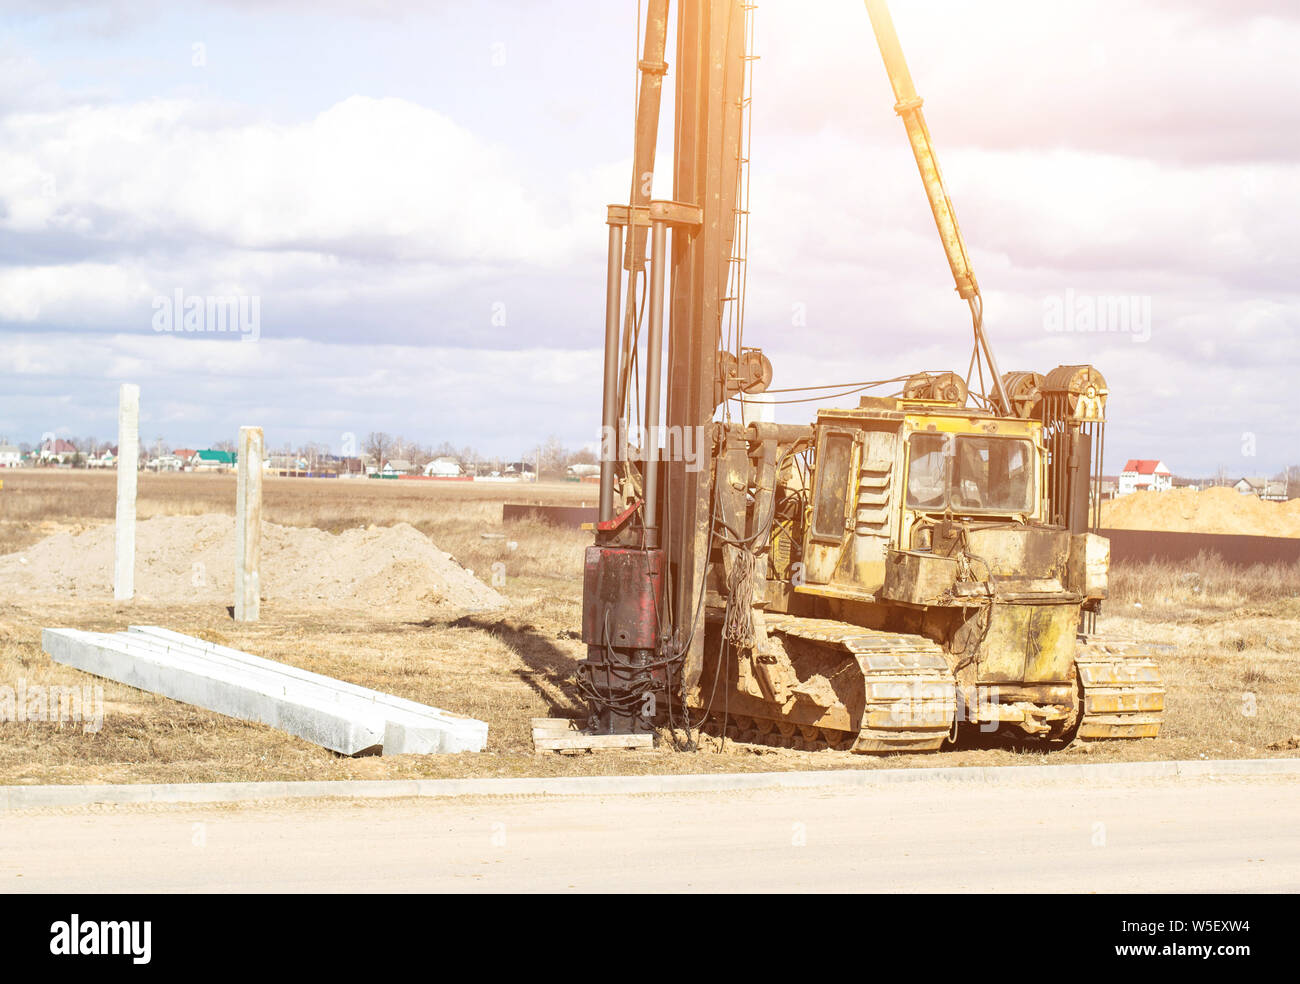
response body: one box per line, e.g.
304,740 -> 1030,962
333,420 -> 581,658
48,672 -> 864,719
0,515 -> 506,610
1100,487 -> 1300,538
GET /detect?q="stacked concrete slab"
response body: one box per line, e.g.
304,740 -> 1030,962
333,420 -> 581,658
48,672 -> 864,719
42,625 -> 488,756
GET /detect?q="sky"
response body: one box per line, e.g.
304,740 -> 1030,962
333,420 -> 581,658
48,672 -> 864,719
0,0 -> 1297,476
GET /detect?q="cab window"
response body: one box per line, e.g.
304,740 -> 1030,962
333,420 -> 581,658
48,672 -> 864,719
906,434 -> 949,508
907,434 -> 1034,514
811,432 -> 855,539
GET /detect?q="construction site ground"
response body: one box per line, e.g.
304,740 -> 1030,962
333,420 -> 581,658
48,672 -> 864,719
2,470 -> 1298,785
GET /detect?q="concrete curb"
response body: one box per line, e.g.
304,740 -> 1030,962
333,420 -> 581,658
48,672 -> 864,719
3,757 -> 1298,810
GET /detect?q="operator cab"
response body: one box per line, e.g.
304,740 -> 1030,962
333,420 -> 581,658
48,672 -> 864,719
794,397 -> 1048,602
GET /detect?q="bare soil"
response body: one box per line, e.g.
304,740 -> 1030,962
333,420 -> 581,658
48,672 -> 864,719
0,515 -> 505,611
0,470 -> 1297,785
1101,486 -> 1300,537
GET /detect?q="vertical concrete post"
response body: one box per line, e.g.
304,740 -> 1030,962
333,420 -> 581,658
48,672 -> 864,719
113,384 -> 140,602
235,426 -> 264,622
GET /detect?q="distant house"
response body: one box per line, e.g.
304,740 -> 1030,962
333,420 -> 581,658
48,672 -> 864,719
0,442 -> 21,468
381,458 -> 413,476
38,438 -> 77,464
1092,475 -> 1118,500
151,454 -> 184,472
1233,476 -> 1265,496
1263,480 -> 1289,501
503,461 -> 537,479
172,449 -> 197,469
266,454 -> 309,474
567,463 -> 600,478
1118,459 -> 1172,495
1235,476 -> 1288,501
423,457 -> 463,478
192,449 -> 236,471
88,446 -> 118,469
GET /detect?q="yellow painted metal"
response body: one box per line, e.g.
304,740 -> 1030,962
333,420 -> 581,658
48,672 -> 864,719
902,415 -> 1041,438
750,397 -> 1163,751
863,0 -> 976,301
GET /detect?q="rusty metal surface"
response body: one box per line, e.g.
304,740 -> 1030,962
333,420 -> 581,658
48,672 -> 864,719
757,614 -> 957,754
506,502 -> 1300,570
503,504 -> 597,527
979,601 -> 1078,685
1000,370 -> 1045,419
1099,528 -> 1300,567
580,546 -> 665,650
667,0 -> 748,694
621,0 -> 670,274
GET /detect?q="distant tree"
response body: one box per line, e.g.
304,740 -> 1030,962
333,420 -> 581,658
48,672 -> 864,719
363,431 -> 391,465
296,442 -> 327,470
213,439 -> 236,453
409,443 -> 433,469
389,435 -> 414,461
535,435 -> 567,477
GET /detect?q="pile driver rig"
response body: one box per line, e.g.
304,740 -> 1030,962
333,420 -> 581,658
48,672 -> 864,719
575,0 -> 1164,753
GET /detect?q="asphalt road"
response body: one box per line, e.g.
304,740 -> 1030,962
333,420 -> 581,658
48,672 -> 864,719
4,775 -> 1297,892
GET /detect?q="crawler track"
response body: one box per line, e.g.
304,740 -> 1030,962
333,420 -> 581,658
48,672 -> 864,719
723,614 -> 958,754
1074,637 -> 1166,739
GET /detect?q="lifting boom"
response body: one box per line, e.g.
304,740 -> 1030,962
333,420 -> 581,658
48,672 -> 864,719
863,0 -> 1010,414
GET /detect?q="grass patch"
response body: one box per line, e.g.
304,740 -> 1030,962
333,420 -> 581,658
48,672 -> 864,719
0,471 -> 1297,783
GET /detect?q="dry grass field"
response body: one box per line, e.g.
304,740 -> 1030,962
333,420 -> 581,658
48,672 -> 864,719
1,469 -> 1298,784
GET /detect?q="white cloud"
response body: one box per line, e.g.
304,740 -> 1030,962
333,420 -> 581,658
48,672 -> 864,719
2,0 -> 1298,475
0,95 -> 578,263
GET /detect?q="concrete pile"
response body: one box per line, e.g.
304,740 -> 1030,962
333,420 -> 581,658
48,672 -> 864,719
43,625 -> 488,756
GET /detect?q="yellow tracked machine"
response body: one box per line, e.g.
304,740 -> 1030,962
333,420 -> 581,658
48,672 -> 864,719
575,0 -> 1164,753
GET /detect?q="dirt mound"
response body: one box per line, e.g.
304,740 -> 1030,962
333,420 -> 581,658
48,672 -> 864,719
0,515 -> 506,610
1100,487 -> 1300,538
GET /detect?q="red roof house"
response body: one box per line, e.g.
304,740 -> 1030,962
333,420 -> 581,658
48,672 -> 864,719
1118,459 -> 1172,494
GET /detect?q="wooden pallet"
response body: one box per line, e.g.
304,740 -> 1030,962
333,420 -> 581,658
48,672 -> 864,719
531,718 -> 655,755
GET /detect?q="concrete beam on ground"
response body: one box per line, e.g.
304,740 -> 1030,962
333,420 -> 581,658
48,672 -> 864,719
43,627 -> 488,756
113,383 -> 139,602
123,625 -> 487,753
